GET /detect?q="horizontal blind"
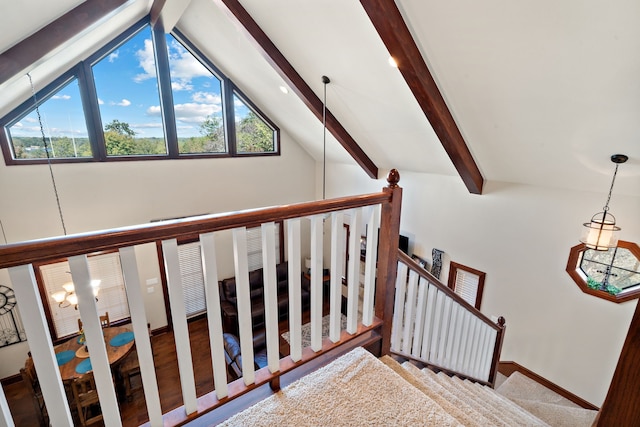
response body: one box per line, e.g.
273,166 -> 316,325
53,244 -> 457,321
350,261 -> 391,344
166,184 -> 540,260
178,241 -> 206,318
246,224 -> 280,271
40,252 -> 130,338
454,269 -> 479,307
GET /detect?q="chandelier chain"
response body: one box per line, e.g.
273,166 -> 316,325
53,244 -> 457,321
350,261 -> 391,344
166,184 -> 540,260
602,163 -> 620,213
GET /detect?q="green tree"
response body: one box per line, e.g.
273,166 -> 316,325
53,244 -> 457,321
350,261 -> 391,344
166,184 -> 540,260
183,115 -> 225,153
236,111 -> 274,153
104,119 -> 136,155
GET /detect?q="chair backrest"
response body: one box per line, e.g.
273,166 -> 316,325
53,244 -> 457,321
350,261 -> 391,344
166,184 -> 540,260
100,312 -> 110,328
71,373 -> 103,426
78,312 -> 110,331
20,357 -> 48,425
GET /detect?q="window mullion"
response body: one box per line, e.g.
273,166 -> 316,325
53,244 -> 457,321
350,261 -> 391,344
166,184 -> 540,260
78,61 -> 107,160
152,22 -> 179,158
224,79 -> 237,156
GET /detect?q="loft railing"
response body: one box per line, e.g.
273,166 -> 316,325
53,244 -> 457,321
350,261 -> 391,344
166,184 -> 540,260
391,251 -> 505,386
0,171 -> 402,427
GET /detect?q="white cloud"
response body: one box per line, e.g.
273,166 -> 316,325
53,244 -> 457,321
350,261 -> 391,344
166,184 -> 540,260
117,99 -> 131,107
167,39 -> 212,91
147,106 -> 162,116
171,81 -> 193,91
98,98 -> 104,105
147,102 -> 222,124
192,92 -> 221,105
133,39 -> 157,83
52,94 -> 71,100
108,51 -> 119,63
24,117 -> 38,123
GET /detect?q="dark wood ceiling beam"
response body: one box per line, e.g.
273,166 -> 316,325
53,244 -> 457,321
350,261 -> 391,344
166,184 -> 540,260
361,0 -> 484,194
215,0 -> 379,179
0,0 -> 129,87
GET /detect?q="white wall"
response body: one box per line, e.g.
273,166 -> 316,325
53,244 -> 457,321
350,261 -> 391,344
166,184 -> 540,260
0,130 -> 316,378
324,163 -> 640,407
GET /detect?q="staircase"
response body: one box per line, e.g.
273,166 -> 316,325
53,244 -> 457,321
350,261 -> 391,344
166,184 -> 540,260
380,356 -> 598,427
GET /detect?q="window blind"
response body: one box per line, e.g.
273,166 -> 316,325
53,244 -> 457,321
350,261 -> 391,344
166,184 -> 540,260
454,269 -> 480,307
40,252 -> 130,339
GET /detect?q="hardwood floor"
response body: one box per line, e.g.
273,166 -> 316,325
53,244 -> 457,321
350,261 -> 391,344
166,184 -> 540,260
3,317 -> 218,427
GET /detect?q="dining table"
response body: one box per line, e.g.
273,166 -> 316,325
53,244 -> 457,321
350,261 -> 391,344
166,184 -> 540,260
53,325 -> 135,381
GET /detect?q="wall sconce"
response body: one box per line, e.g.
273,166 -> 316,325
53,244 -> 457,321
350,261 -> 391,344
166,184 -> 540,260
51,280 -> 100,309
580,154 -> 628,250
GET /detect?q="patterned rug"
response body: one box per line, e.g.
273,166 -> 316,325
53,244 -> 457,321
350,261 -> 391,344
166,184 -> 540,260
281,314 -> 348,347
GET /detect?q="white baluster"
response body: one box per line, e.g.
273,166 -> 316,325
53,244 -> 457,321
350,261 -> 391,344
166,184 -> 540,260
199,233 -> 228,399
436,296 -> 453,365
390,261 -> 408,352
232,228 -> 256,385
401,268 -> 418,355
309,215 -> 324,351
119,247 -> 163,425
69,255 -> 122,426
287,219 -> 303,361
9,264 -> 73,426
346,209 -> 361,334
420,283 -> 438,361
161,239 -> 198,413
329,211 -> 344,342
362,205 -> 380,326
411,274 -> 427,357
261,222 -> 280,373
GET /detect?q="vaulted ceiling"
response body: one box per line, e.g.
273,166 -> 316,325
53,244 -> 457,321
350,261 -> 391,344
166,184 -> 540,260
1,0 -> 639,196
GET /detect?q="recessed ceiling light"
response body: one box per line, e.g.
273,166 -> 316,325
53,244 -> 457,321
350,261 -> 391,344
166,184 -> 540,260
279,86 -> 289,94
388,56 -> 398,68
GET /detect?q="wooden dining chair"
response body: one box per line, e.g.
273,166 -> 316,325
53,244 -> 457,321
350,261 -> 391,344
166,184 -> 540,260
78,312 -> 110,331
118,323 -> 151,401
71,372 -> 103,426
20,357 -> 48,426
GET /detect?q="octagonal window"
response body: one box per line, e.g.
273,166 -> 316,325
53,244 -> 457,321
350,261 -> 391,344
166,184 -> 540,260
567,241 -> 640,303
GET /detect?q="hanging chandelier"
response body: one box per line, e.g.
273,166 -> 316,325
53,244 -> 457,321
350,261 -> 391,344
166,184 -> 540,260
580,154 -> 628,251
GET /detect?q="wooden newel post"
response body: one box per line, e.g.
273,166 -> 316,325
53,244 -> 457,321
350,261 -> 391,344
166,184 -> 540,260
375,169 -> 402,356
488,316 -> 506,388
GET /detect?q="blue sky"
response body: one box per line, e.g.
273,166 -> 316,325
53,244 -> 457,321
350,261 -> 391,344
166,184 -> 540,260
13,26 -> 250,140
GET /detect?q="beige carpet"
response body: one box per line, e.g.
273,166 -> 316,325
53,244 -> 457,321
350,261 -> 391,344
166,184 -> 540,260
220,347 -> 463,426
496,372 -> 598,427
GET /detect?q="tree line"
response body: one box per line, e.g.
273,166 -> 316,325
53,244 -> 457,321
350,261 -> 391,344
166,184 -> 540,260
12,112 -> 274,158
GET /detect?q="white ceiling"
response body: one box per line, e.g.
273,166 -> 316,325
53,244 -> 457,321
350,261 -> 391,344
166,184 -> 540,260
2,0 -> 639,196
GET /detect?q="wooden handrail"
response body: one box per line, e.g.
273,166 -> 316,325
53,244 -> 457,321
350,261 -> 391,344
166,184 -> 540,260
0,192 -> 390,270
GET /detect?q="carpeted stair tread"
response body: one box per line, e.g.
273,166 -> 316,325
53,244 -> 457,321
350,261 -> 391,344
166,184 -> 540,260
496,372 -> 582,408
220,348 -> 464,426
507,397 -> 598,427
452,377 -> 545,425
425,369 -> 525,427
402,363 -> 501,427
386,359 -> 494,427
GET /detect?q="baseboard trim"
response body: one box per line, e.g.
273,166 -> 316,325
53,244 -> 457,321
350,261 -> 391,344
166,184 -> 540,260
498,361 -> 599,411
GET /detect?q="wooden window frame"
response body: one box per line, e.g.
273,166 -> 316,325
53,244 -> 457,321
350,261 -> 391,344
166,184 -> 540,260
0,18 -> 280,166
447,261 -> 486,310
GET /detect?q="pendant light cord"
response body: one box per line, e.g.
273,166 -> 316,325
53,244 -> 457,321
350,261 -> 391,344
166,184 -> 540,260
322,76 -> 330,200
27,73 -> 67,235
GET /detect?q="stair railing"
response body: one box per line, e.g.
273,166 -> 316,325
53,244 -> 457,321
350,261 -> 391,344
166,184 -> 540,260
0,171 -> 403,427
391,251 -> 506,387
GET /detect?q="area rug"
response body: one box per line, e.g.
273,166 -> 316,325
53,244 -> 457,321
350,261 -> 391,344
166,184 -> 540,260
281,314 -> 348,347
219,347 -> 462,426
